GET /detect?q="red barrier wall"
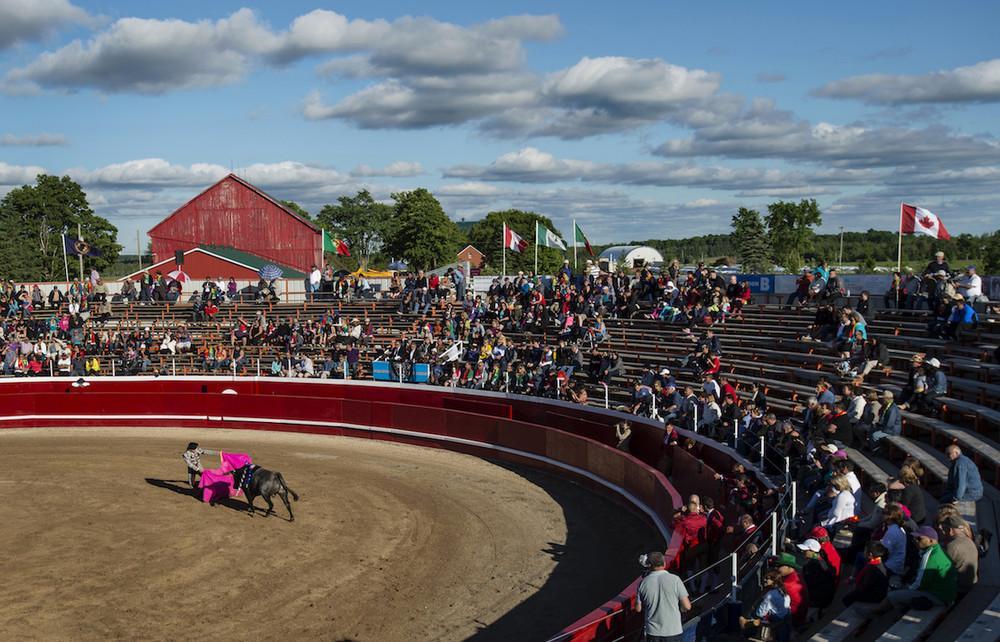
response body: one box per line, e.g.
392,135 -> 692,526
0,377 -> 765,642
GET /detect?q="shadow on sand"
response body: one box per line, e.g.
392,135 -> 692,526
144,477 -> 290,522
464,461 -> 663,642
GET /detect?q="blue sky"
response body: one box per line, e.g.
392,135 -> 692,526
1,0 -> 998,249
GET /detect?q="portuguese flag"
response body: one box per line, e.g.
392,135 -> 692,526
574,222 -> 594,256
322,229 -> 350,256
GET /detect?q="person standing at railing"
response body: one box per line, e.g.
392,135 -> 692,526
635,550 -> 690,642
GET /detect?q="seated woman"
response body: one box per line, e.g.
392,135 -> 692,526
740,569 -> 791,642
819,475 -> 856,530
159,332 -> 177,355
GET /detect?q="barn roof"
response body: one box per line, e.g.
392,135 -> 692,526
119,246 -> 306,280
199,245 -> 306,278
149,173 -> 320,236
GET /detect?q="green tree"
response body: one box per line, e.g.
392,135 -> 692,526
860,254 -> 879,274
316,190 -> 393,271
982,230 -> 1000,274
383,188 -> 463,270
730,207 -> 771,273
765,199 -> 822,271
280,200 -> 312,222
0,174 -> 120,280
466,210 -> 568,275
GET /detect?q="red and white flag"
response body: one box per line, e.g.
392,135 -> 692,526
900,203 -> 950,240
503,223 -> 528,253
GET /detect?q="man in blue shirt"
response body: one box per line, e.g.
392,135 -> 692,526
945,296 -> 979,340
941,444 -> 983,503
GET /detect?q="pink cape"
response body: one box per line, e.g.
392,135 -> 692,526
199,452 -> 253,503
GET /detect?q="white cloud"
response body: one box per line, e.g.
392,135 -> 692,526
0,0 -> 92,49
350,161 -> 423,177
68,158 -> 229,187
0,161 -> 47,186
544,56 -> 718,109
436,182 -> 504,196
311,45 -> 721,138
4,8 -> 563,96
654,99 -> 1000,170
813,58 -> 1000,104
305,72 -> 540,128
1,132 -> 68,146
4,9 -> 266,94
444,147 -> 875,191
65,158 -> 352,195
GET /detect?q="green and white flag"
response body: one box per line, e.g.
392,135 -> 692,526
535,222 -> 566,250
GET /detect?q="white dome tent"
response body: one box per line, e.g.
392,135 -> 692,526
597,245 -> 664,270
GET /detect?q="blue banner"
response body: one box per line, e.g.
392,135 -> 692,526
740,274 -> 775,293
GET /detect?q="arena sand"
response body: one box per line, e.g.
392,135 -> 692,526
0,427 -> 660,641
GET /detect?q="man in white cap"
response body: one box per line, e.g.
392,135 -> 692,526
911,357 -> 948,413
798,538 -> 836,619
927,269 -> 955,313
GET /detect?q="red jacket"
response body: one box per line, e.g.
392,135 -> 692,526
674,512 -> 707,548
821,541 -> 842,579
783,571 -> 809,626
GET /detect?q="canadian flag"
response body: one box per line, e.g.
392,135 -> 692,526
503,223 -> 528,253
900,203 -> 950,240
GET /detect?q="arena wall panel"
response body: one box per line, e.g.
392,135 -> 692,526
0,377 -> 772,642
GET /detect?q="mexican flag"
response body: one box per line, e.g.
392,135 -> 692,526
536,222 -> 566,250
574,222 -> 594,256
322,229 -> 350,256
900,204 -> 950,240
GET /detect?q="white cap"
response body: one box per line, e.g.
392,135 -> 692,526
797,539 -> 821,552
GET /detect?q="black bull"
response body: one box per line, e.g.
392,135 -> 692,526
226,465 -> 299,521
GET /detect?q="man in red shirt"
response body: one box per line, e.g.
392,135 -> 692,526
673,501 -> 707,580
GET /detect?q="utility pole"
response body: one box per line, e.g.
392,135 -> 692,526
838,226 -> 844,268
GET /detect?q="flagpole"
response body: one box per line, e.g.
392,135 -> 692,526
534,222 -> 539,275
502,223 -> 506,278
77,223 -> 84,282
61,233 -> 70,286
897,203 -> 903,273
573,219 -> 578,271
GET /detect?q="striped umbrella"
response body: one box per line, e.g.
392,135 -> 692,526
166,269 -> 190,283
258,264 -> 283,280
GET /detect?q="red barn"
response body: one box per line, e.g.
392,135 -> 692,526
149,174 -> 321,275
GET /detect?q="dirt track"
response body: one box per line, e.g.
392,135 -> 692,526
0,427 -> 660,641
